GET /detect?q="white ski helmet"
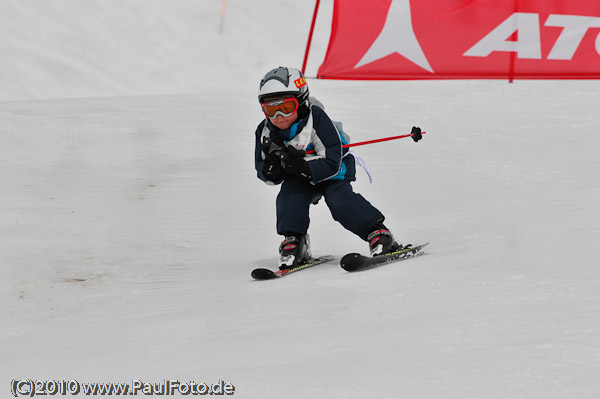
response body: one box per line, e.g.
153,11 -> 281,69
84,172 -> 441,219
258,67 -> 309,106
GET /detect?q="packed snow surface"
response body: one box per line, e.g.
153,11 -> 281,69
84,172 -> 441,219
1,1 -> 599,398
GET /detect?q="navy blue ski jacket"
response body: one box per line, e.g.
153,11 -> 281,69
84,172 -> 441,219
254,105 -> 355,185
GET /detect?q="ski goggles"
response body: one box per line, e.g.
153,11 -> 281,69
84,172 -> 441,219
261,97 -> 299,119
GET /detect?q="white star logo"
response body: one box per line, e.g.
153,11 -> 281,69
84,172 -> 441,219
354,0 -> 433,73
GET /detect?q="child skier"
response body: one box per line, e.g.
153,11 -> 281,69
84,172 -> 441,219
254,66 -> 409,270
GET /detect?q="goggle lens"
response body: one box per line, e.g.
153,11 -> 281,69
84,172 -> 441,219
261,98 -> 299,119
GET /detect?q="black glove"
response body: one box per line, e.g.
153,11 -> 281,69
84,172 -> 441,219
279,146 -> 312,182
261,136 -> 285,182
262,135 -> 286,158
411,126 -> 422,142
262,157 -> 284,182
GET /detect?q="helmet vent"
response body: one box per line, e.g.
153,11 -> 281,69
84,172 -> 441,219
260,67 -> 289,89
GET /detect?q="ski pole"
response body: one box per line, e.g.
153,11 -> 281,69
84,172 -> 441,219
305,130 -> 426,154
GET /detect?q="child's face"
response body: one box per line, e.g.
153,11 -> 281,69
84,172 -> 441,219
261,94 -> 299,130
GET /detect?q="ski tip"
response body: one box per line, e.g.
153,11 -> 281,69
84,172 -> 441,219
340,253 -> 364,272
251,268 -> 279,280
341,253 -> 362,259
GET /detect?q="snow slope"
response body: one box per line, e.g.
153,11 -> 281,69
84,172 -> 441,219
2,1 -> 600,398
0,0 -> 330,102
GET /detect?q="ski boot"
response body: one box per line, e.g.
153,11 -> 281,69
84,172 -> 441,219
367,223 -> 404,257
279,234 -> 312,270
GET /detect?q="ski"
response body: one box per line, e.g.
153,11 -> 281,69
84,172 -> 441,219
340,243 -> 429,272
251,255 -> 335,280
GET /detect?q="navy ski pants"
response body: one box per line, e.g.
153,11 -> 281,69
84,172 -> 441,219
276,178 -> 384,241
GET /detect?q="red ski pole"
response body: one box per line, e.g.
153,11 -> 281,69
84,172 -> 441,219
305,130 -> 426,154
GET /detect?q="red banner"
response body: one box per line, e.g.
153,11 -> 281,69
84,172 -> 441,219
317,0 -> 600,80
